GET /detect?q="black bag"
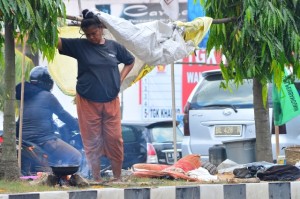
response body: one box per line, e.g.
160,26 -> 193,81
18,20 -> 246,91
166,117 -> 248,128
233,165 -> 265,178
257,165 -> 300,181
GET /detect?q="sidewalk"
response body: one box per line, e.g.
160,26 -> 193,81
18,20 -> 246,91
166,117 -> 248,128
1,181 -> 300,199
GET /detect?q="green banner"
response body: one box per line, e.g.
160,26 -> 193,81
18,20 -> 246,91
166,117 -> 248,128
272,69 -> 300,126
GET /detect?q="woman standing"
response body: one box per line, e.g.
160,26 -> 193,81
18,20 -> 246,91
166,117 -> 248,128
57,9 -> 135,182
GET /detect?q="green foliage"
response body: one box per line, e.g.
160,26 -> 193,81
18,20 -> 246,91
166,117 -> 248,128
0,0 -> 66,61
200,0 -> 300,95
0,0 -> 66,110
0,48 -> 35,110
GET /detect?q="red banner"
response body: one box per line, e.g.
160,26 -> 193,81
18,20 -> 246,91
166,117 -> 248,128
181,49 -> 224,110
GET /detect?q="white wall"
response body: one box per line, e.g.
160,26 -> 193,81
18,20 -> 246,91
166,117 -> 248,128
52,84 -> 77,117
121,82 -> 142,121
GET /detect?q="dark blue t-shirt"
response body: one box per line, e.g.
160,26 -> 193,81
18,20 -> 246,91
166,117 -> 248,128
59,38 -> 135,102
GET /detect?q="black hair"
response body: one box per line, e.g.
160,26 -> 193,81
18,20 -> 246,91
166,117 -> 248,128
80,9 -> 104,30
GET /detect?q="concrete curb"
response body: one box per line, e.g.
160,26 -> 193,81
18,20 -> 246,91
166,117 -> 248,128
0,181 -> 299,199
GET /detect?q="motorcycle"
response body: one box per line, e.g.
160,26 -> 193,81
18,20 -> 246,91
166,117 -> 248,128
17,120 -> 90,177
9,118 -> 117,177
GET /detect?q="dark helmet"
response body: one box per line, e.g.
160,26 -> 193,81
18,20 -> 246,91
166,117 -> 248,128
30,66 -> 54,91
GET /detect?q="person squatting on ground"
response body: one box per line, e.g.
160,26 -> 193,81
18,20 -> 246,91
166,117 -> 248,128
57,9 -> 135,182
16,66 -> 82,174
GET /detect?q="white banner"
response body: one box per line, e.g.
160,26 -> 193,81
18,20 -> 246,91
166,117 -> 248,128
160,0 -> 179,20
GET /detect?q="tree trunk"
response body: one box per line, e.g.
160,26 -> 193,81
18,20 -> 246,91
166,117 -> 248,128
253,78 -> 273,162
0,20 -> 20,180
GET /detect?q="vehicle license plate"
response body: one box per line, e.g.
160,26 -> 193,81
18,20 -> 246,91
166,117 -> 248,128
214,125 -> 242,136
164,150 -> 182,164
166,151 -> 181,159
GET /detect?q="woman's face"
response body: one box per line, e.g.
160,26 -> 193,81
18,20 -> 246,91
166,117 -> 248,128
83,25 -> 103,44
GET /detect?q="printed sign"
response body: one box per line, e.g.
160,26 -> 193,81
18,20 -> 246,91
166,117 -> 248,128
142,66 -> 182,120
96,3 -> 187,24
181,49 -> 225,109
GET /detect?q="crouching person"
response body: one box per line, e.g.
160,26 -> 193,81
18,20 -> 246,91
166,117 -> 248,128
16,66 -> 82,174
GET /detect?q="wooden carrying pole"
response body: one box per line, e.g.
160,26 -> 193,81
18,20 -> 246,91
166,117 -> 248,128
275,125 -> 280,158
18,35 -> 28,169
65,14 -> 228,24
66,15 -> 82,22
171,63 -> 178,163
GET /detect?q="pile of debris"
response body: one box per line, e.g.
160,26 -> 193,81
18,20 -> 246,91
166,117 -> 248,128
131,154 -> 300,183
28,172 -> 89,187
21,154 -> 300,188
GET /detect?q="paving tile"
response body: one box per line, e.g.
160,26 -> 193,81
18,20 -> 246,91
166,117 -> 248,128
224,184 -> 246,199
8,193 -> 39,199
291,181 -> 300,199
268,182 -> 290,199
97,188 -> 124,199
68,190 -> 97,199
199,184 -> 224,199
40,191 -> 69,199
151,186 -> 176,199
124,188 -> 150,199
0,195 -> 9,199
246,182 -> 269,199
176,186 -> 200,199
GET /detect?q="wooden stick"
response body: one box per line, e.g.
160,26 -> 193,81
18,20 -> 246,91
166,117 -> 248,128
65,14 -> 236,25
275,125 -> 280,158
66,15 -> 82,22
18,34 -> 28,170
212,17 -> 237,24
171,62 -> 178,163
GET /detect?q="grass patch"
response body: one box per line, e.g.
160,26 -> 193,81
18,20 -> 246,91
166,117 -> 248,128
0,179 -> 82,194
0,176 -> 204,194
108,177 -> 199,188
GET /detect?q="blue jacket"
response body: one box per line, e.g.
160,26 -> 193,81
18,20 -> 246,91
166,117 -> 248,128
15,82 -> 79,144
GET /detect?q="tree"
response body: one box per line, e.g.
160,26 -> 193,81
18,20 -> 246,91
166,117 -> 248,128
200,0 -> 300,161
0,0 -> 65,180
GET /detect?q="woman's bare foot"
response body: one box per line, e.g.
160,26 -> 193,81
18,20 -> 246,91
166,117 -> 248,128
88,178 -> 104,185
107,178 -> 122,184
108,177 -> 122,183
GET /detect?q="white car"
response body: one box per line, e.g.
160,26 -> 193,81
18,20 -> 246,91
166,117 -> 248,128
182,69 -> 300,162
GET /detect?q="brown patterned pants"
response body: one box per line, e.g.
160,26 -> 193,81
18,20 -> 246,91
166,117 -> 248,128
76,94 -> 123,180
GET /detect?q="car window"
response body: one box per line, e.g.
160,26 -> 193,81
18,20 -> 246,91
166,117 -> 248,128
191,74 -> 254,108
122,126 -> 137,143
151,126 -> 183,143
